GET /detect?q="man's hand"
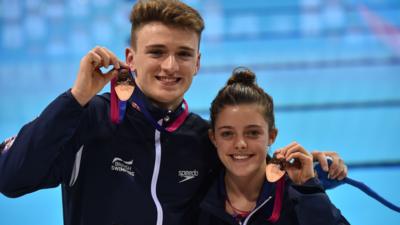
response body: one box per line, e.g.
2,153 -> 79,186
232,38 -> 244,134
312,151 -> 348,180
71,46 -> 128,106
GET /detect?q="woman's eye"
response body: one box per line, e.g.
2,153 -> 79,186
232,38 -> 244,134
220,131 -> 233,138
246,130 -> 260,138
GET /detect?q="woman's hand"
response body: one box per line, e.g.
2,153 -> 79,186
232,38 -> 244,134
274,142 -> 315,185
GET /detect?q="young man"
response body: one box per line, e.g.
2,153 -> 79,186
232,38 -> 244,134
0,1 -> 347,225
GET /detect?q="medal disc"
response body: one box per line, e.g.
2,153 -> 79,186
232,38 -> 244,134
266,163 -> 285,183
115,84 -> 134,101
115,69 -> 135,101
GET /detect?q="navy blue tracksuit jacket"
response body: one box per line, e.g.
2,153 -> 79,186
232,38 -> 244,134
0,88 -> 219,225
0,87 -> 347,225
198,174 -> 350,225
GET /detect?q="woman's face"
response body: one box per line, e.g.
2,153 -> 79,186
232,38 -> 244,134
210,104 -> 275,178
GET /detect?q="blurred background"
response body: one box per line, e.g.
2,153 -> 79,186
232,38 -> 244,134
0,0 -> 399,224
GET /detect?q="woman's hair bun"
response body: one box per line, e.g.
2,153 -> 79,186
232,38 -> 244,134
227,66 -> 256,86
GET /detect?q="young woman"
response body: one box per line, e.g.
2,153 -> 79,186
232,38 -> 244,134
199,67 -> 350,225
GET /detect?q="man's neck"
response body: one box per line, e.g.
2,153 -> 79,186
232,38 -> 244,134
150,98 -> 181,112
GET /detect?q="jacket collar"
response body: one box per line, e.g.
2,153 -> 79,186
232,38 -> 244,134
200,170 -> 278,223
128,86 -> 187,131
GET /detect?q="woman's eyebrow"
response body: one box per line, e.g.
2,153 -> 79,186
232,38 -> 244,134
216,125 -> 233,130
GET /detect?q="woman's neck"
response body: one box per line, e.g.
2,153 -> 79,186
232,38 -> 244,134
224,165 -> 266,213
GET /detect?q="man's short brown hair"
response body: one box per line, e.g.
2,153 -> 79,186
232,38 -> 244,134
130,0 -> 204,49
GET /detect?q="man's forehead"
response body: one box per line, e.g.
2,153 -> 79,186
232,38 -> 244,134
144,44 -> 196,52
135,22 -> 200,49
137,21 -> 197,34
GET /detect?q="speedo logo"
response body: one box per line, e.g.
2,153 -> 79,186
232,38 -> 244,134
178,170 -> 199,183
111,157 -> 135,177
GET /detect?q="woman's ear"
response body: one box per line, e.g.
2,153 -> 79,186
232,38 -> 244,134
208,129 -> 217,148
268,128 -> 278,146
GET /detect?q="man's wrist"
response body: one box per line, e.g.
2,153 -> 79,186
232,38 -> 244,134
71,88 -> 91,106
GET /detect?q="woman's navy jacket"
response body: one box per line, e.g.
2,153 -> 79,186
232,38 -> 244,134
198,173 -> 350,225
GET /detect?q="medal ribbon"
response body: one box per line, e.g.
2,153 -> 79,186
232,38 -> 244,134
315,159 -> 400,213
110,77 -> 120,123
267,176 -> 285,223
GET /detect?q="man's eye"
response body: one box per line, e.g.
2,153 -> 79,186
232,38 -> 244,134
148,50 -> 164,57
178,51 -> 193,58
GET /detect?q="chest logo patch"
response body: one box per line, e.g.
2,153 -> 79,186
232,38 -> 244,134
111,157 -> 135,177
178,170 -> 199,183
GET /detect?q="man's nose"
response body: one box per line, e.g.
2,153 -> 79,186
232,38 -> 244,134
161,55 -> 179,74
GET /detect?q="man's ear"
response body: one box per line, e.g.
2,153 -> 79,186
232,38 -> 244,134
268,128 -> 278,146
208,129 -> 217,147
194,52 -> 201,75
125,47 -> 135,71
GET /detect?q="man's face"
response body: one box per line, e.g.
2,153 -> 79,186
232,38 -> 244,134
126,22 -> 200,110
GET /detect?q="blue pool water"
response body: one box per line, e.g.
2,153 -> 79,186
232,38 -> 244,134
1,0 -> 399,224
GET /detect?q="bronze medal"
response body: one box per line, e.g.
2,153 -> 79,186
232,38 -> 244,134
266,162 -> 285,183
115,84 -> 134,101
266,156 -> 301,182
115,69 -> 135,101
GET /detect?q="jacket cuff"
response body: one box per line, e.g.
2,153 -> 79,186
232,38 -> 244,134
291,177 -> 325,194
65,89 -> 89,108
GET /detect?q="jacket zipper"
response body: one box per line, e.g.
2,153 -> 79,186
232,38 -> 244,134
242,196 -> 272,225
151,120 -> 163,225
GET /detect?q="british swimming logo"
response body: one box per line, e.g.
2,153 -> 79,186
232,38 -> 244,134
111,157 -> 135,177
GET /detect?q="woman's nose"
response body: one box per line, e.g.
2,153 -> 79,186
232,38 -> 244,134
234,137 -> 247,150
